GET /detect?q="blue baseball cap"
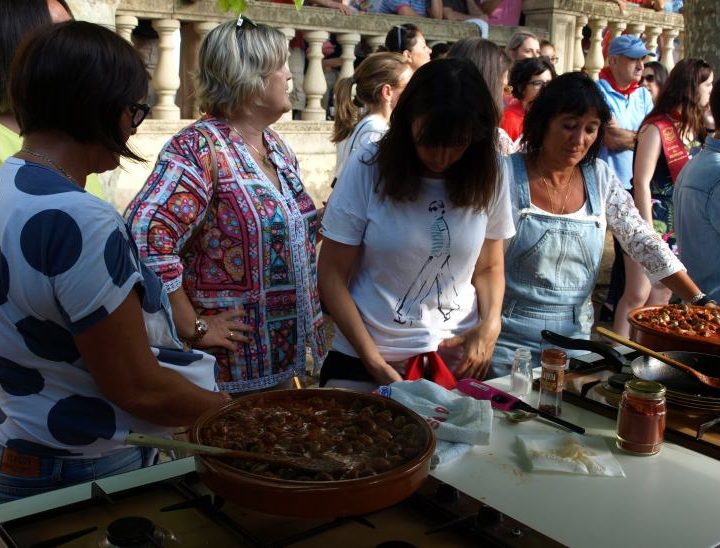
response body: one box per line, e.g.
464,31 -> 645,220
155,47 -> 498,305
608,35 -> 655,59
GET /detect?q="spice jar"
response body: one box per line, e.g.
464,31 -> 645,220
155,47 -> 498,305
510,347 -> 533,395
537,348 -> 567,416
616,379 -> 666,455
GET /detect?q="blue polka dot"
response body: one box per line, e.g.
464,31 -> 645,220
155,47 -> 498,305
104,229 -> 136,287
6,438 -> 76,457
155,348 -> 203,366
0,356 -> 45,396
14,165 -> 84,195
21,210 -> 82,276
47,396 -> 116,446
16,316 -> 80,363
0,248 -> 8,305
140,263 -> 163,313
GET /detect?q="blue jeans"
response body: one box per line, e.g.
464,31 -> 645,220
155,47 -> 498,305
0,446 -> 147,502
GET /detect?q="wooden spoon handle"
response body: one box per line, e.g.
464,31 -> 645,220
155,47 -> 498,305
126,433 -> 229,455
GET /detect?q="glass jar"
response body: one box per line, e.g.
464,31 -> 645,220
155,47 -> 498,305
510,347 -> 533,395
616,379 -> 667,455
537,348 -> 567,417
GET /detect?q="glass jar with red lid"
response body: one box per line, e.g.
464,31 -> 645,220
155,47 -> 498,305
616,379 -> 667,455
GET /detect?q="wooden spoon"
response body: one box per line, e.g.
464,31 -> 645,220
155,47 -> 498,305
596,326 -> 720,388
126,433 -> 348,475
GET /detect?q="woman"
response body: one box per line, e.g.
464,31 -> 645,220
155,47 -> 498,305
126,20 -> 326,394
492,72 -> 710,376
447,37 -> 513,154
0,0 -> 103,198
506,31 -> 540,62
500,56 -> 556,144
614,59 -> 714,336
0,21 -> 222,501
641,61 -> 668,103
331,52 -> 412,177
319,59 -> 515,391
381,24 -> 432,71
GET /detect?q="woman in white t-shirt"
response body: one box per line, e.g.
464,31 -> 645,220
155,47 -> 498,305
319,58 -> 515,391
331,52 -> 413,178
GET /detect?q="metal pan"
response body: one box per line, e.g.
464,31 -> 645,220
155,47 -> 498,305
541,330 -> 720,400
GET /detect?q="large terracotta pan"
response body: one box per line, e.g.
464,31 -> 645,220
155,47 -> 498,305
190,388 -> 435,518
628,305 -> 720,355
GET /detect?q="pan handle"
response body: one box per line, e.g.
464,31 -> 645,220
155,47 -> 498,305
541,330 -> 626,371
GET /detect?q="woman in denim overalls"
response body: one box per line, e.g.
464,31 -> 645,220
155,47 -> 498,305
491,73 -> 710,377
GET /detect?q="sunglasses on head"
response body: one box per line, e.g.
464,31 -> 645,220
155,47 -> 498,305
640,74 -> 655,83
236,14 -> 257,30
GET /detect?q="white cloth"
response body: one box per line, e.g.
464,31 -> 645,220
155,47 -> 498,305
506,157 -> 683,284
378,379 -> 493,467
322,145 -> 515,362
516,433 -> 625,477
334,114 -> 388,177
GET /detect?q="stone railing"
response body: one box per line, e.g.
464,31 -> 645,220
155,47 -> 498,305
522,0 -> 684,78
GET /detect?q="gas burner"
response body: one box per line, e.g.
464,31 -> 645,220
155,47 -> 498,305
100,516 -> 175,547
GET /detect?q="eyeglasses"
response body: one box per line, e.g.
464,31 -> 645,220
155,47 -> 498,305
128,103 -> 150,128
528,80 -> 548,88
640,74 -> 655,84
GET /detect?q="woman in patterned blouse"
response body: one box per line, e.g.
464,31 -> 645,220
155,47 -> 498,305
126,19 -> 326,394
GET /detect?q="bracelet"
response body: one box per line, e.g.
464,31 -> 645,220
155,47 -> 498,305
183,316 -> 208,345
690,293 -> 716,306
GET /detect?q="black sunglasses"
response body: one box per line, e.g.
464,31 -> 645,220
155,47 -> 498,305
129,103 -> 150,128
640,74 -> 655,84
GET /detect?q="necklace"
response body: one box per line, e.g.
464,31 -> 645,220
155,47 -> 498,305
22,147 -> 79,186
230,123 -> 273,168
539,162 -> 576,215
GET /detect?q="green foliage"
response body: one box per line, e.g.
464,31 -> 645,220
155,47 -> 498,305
217,0 -> 248,15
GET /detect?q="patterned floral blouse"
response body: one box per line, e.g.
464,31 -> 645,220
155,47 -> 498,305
125,117 -> 327,393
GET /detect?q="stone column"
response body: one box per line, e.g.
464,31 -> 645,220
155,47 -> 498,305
115,14 -> 137,43
660,28 -> 679,72
366,34 -> 385,53
338,32 -> 361,81
302,30 -> 330,121
586,18 -> 608,80
644,26 -> 662,58
607,21 -> 627,42
151,19 -> 181,120
676,30 -> 685,65
573,15 -> 588,73
279,26 -> 297,122
626,23 -> 646,37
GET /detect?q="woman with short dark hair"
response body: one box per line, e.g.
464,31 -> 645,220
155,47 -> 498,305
0,21 -> 221,501
381,24 -> 431,71
492,72 -> 709,376
319,58 -> 515,390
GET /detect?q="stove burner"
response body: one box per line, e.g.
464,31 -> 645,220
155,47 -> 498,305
607,374 -> 634,393
103,516 -> 165,547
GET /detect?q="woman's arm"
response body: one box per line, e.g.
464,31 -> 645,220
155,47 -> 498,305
318,239 -> 402,384
75,290 -> 226,426
428,0 -> 444,19
439,238 -> 505,379
632,124 -> 662,224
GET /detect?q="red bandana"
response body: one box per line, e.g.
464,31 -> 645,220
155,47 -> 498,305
599,67 -> 640,97
404,352 -> 457,389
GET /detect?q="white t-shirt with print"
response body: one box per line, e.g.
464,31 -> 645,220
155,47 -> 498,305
334,114 -> 388,177
321,145 -> 515,362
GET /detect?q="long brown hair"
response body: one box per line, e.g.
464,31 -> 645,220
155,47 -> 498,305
331,52 -> 409,143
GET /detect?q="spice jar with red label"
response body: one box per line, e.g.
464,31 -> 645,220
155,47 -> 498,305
616,379 -> 666,455
537,348 -> 567,416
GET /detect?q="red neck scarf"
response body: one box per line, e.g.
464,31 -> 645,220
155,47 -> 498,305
599,67 -> 640,97
404,352 -> 457,389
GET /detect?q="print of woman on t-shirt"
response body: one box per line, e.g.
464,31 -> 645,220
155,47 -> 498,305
394,200 -> 460,324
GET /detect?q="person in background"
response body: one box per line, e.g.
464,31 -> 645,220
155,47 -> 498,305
126,20 -> 327,394
374,0 -> 442,18
332,52 -> 412,177
613,58 -> 714,336
381,24 -> 432,71
447,37 -> 514,154
540,39 -> 558,66
318,58 -> 514,391
431,42 -> 450,60
500,56 -> 556,143
493,72 -> 709,375
597,35 -> 655,322
674,78 -> 720,303
479,0 -> 521,26
641,61 -> 669,103
0,0 -> 104,199
440,0 -> 494,37
506,31 -> 540,62
0,21 -> 222,502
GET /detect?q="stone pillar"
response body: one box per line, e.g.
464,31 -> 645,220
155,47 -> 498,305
676,30 -> 685,65
573,15 -> 588,73
115,14 -> 137,43
366,34 -> 385,53
279,26 -> 297,122
586,18 -> 608,80
626,23 -> 646,37
302,30 -> 330,121
607,21 -> 627,42
66,0 -> 119,29
660,28 -> 679,72
338,32 -> 361,81
645,26 -> 662,58
151,19 -> 181,120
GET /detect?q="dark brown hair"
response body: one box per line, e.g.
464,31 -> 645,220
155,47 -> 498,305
10,21 -> 148,161
375,58 -> 500,211
509,56 -> 556,101
383,23 -> 423,54
710,77 -> 720,125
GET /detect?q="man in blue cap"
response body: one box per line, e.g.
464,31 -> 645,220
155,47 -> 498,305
597,34 -> 655,320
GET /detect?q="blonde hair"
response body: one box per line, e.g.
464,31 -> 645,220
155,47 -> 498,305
195,20 -> 288,118
331,52 -> 410,143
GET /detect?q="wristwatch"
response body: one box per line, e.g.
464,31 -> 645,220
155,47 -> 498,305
185,317 -> 208,345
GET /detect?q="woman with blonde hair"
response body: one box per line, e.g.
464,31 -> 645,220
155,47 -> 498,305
332,52 -> 412,176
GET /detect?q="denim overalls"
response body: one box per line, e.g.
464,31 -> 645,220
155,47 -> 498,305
491,154 -> 604,377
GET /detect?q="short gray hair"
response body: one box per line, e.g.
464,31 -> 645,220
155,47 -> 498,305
507,31 -> 538,53
196,20 -> 289,118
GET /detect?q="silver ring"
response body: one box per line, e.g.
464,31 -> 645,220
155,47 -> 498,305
228,330 -> 234,339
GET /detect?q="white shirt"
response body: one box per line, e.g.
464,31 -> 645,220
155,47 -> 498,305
334,114 -> 388,177
321,145 -> 516,361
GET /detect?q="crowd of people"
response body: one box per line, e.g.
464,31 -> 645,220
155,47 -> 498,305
0,0 -> 711,502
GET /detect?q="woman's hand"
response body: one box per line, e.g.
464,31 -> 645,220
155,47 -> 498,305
365,357 -> 404,385
439,318 -> 501,380
196,308 -> 253,351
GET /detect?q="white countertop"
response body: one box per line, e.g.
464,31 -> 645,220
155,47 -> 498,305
431,375 -> 720,548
